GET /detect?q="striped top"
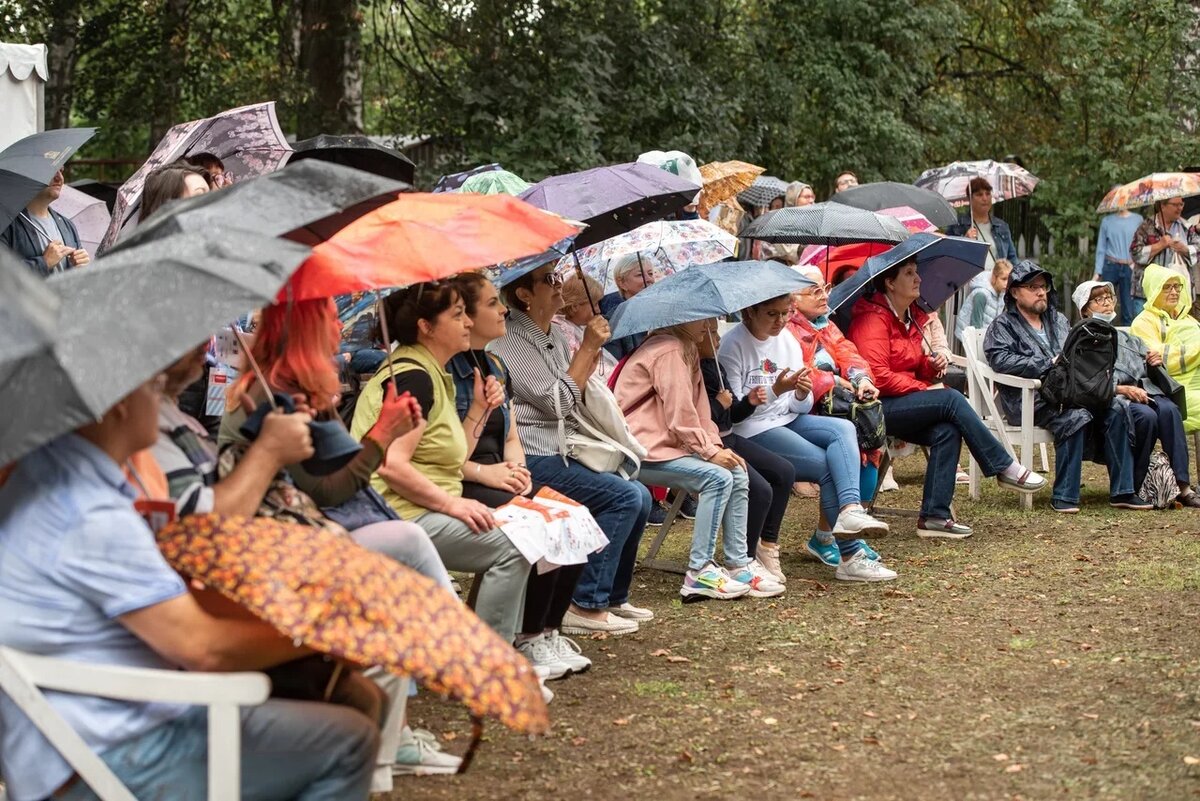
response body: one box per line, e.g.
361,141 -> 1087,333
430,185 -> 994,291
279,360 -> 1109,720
152,402 -> 218,516
490,309 -> 583,457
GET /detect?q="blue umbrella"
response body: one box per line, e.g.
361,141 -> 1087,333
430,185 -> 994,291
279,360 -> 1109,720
491,233 -> 580,288
827,232 -> 989,316
608,261 -> 815,340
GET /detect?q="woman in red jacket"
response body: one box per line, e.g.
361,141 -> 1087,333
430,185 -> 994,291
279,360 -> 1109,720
846,260 -> 1047,539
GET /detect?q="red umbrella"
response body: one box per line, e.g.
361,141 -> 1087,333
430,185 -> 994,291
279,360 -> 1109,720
800,241 -> 891,284
282,193 -> 580,302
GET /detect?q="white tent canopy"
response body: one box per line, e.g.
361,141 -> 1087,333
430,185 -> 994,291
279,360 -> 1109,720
0,42 -> 46,151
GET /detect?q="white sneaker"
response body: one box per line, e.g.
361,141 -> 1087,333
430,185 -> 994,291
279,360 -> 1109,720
832,505 -> 889,537
607,601 -> 654,621
517,634 -> 570,681
392,726 -> 462,775
680,562 -> 751,601
879,467 -> 899,492
547,630 -> 592,674
726,559 -> 786,598
540,677 -> 554,704
835,551 -> 898,582
561,609 -> 639,636
754,543 -> 786,583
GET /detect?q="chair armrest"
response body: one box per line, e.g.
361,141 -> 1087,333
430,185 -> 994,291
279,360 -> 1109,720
948,354 -> 967,368
975,363 -> 1042,390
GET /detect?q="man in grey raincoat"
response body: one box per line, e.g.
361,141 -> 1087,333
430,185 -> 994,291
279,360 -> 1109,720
982,260 -> 1144,513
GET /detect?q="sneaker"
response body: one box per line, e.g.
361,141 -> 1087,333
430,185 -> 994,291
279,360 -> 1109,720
835,551 -> 898,582
916,517 -> 973,539
725,559 -> 786,598
792,481 -> 820,498
1110,493 -> 1153,510
1179,489 -> 1200,509
670,491 -> 699,520
516,633 -> 570,681
879,467 -> 899,492
832,505 -> 890,537
955,469 -> 971,485
647,501 -> 668,527
393,726 -> 462,775
607,601 -> 654,621
540,677 -> 554,704
680,562 -> 751,602
1051,499 -> 1081,514
805,533 -> 841,567
755,542 -> 787,583
997,466 -> 1048,494
853,541 -> 882,562
547,630 -> 592,674
560,609 -> 639,636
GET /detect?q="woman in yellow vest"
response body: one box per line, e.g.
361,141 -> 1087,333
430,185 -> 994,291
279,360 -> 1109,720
1131,265 -> 1200,432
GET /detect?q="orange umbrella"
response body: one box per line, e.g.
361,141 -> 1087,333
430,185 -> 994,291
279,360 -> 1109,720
281,193 -> 580,302
698,160 -> 764,218
157,514 -> 549,769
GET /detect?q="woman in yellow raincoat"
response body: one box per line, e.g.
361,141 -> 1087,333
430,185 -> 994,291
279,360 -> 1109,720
1131,264 -> 1200,432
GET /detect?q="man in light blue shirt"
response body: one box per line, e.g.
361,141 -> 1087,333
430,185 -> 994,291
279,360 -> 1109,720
0,376 -> 378,801
1092,207 -> 1144,325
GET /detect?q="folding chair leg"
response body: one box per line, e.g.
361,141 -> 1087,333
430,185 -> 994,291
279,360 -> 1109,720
1039,443 -> 1050,472
641,490 -> 688,574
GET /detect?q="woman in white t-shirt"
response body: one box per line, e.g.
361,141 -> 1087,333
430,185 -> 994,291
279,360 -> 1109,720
718,294 -> 896,582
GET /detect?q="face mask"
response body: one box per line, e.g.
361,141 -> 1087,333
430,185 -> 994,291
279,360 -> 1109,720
1091,311 -> 1116,323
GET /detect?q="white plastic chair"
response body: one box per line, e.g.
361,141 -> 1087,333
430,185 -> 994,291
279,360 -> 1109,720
961,326 -> 1054,510
0,646 -> 269,801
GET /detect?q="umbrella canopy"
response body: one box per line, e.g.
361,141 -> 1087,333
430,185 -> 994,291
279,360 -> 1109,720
68,178 -> 118,212
737,175 -> 789,209
876,205 -> 939,234
100,101 -> 292,252
830,182 -> 957,229
519,162 -> 699,248
608,260 -> 815,340
915,159 -> 1039,207
741,202 -> 912,246
558,219 -> 737,292
827,232 -> 989,318
50,185 -> 110,257
799,241 -> 893,285
460,169 -> 530,196
285,193 -> 581,301
0,246 -> 59,363
108,161 -> 406,253
0,127 -> 96,233
157,514 -> 549,750
637,150 -> 703,205
698,160 -> 764,217
0,231 -> 311,466
1096,172 -> 1200,214
433,163 -> 503,193
286,134 -> 416,185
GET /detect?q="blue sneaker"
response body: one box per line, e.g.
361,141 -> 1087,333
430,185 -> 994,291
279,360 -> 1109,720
805,533 -> 841,567
853,541 -> 882,562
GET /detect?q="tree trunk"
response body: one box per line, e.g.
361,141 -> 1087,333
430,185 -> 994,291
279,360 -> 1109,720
296,0 -> 364,137
41,0 -> 82,129
148,0 -> 190,148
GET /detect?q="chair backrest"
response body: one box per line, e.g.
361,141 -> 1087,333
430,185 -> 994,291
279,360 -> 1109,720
961,326 -> 1011,429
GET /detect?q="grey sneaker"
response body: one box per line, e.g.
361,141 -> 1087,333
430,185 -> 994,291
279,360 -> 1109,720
547,630 -> 592,674
916,517 -> 973,539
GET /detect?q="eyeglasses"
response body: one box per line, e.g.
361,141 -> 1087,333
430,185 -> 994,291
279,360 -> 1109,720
543,271 -> 565,288
799,283 -> 833,298
1020,283 -> 1049,294
1088,292 -> 1115,306
1163,283 -> 1184,294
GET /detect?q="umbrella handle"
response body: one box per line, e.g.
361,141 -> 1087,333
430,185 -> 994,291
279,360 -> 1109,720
572,249 -> 605,378
457,716 -> 485,773
377,296 -> 397,391
231,325 -> 278,411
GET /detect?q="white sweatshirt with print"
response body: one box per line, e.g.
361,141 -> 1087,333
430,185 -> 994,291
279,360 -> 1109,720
717,322 -> 814,439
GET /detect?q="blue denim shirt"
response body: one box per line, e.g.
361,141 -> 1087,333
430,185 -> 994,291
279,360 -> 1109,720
448,350 -> 511,440
947,212 -> 1018,263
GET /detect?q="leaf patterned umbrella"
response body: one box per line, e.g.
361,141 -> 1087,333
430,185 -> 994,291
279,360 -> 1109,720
1096,172 -> 1200,213
914,159 -> 1039,207
99,101 -> 293,252
156,514 -> 549,770
698,160 -> 764,218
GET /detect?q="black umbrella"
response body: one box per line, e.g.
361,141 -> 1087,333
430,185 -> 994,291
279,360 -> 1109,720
829,181 -> 958,230
107,161 -> 408,253
0,246 -> 60,363
519,162 -> 699,247
0,231 -> 311,466
68,178 -> 120,213
741,202 -> 912,246
433,163 -> 503,193
0,127 -> 97,232
287,134 -> 416,185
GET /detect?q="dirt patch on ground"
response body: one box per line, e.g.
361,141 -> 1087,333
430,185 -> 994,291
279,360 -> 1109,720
386,458 -> 1200,800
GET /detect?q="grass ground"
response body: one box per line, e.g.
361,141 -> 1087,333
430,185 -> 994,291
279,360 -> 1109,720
386,457 -> 1200,801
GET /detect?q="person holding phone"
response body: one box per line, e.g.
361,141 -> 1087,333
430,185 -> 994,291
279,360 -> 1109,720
719,294 -> 896,583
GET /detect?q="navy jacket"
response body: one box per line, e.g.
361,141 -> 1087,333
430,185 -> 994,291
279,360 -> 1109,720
0,209 -> 82,276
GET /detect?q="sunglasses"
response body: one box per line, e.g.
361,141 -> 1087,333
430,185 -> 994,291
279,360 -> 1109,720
542,271 -> 565,288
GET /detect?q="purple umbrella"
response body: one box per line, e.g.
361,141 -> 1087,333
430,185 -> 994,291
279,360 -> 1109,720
518,162 -> 700,247
51,185 -> 110,257
99,101 -> 292,253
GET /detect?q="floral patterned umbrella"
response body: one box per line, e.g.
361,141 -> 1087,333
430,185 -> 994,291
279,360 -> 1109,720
99,101 -> 292,252
1096,172 -> 1200,213
157,514 -> 549,770
698,160 -> 764,218
557,219 -> 737,291
914,159 -> 1039,207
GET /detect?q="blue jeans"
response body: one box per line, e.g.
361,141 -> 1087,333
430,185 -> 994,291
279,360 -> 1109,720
1053,402 -> 1134,504
638,456 -> 750,571
1101,260 -> 1134,327
1131,296 -> 1146,319
1128,396 -> 1190,488
60,702 -> 378,801
527,455 -> 651,609
749,414 -> 862,525
880,389 -> 1015,520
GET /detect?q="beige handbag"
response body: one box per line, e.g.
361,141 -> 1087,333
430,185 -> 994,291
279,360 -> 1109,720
562,374 -> 647,479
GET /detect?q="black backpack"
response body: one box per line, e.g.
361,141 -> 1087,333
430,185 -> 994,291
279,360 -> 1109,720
1039,318 -> 1117,411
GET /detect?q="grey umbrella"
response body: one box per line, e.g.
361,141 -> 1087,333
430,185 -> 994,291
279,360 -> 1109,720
0,246 -> 60,363
0,230 -> 311,466
737,176 -> 790,209
108,161 -> 407,253
740,202 -> 912,245
0,127 -> 97,232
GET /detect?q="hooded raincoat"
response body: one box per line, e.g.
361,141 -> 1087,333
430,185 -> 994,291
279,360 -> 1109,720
1130,264 -> 1200,432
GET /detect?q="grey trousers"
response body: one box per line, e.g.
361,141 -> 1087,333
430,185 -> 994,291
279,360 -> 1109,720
413,511 -> 529,643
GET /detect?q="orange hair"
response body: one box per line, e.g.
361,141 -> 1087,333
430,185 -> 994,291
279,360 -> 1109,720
229,298 -> 342,413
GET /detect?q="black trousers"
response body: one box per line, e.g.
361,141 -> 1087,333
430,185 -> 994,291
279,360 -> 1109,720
1127,396 -> 1190,489
722,433 -> 795,554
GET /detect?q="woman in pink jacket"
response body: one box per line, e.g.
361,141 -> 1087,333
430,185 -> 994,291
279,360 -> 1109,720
614,320 -> 785,602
